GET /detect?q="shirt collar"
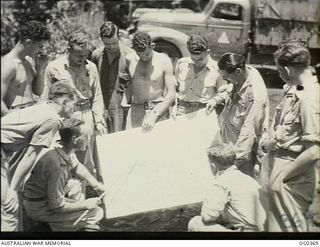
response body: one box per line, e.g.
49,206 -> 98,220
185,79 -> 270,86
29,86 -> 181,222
216,165 -> 238,177
103,46 -> 121,59
188,55 -> 215,71
55,147 -> 71,166
64,54 -> 88,70
232,66 -> 253,99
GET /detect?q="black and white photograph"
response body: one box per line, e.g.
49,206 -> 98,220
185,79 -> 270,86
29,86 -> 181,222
0,0 -> 319,240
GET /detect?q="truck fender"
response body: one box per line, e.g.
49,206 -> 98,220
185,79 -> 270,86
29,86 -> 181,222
144,27 -> 190,57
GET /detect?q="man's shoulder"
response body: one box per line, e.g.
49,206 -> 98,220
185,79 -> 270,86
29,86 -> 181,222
28,102 -> 61,122
176,57 -> 192,67
37,149 -> 60,168
154,51 -> 172,64
119,43 -> 134,56
126,51 -> 137,60
47,55 -> 66,70
92,47 -> 104,58
1,53 -> 19,71
85,59 -> 99,72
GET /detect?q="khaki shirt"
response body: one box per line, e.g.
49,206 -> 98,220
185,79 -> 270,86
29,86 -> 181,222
1,102 -> 62,154
202,166 -> 266,231
272,77 -> 320,152
42,55 -> 104,124
218,66 -> 269,161
175,56 -> 227,103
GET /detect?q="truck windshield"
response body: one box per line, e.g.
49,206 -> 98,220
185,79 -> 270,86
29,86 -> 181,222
177,0 -> 210,13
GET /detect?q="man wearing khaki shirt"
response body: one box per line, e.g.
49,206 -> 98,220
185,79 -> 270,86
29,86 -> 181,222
215,53 -> 269,178
174,35 -> 227,116
41,30 -> 107,176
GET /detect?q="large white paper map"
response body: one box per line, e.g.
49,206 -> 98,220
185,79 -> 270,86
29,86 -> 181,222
96,109 -> 219,219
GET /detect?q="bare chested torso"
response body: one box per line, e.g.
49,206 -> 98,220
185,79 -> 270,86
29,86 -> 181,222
2,55 -> 36,108
127,51 -> 166,104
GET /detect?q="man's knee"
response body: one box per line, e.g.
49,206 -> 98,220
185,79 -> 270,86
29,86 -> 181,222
269,178 -> 283,194
188,215 -> 203,232
87,206 -> 104,225
1,206 -> 19,231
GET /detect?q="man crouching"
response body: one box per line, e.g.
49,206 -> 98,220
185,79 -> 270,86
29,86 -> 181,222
22,118 -> 105,231
188,141 -> 267,232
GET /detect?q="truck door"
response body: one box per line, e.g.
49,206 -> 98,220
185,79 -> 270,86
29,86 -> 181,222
206,2 -> 250,58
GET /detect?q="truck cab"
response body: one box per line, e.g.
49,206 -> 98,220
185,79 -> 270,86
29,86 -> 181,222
138,0 -> 252,62
137,0 -> 319,66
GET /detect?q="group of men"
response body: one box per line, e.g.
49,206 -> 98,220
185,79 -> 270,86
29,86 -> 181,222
1,20 -> 319,232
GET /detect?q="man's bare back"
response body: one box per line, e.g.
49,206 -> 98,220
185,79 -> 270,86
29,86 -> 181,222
1,54 -> 37,111
127,51 -> 169,104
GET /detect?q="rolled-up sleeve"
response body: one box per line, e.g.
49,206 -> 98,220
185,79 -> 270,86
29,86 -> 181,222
46,160 -> 66,210
30,119 -> 62,148
201,184 -> 229,222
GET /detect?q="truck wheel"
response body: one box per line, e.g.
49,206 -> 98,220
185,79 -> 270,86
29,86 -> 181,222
154,40 -> 182,69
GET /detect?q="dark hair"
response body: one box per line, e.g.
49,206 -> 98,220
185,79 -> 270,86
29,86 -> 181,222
19,21 -> 50,42
132,31 -> 151,52
68,30 -> 90,49
218,53 -> 246,73
100,21 -> 119,38
278,39 -> 308,49
48,81 -> 77,101
207,141 -> 236,168
274,44 -> 310,69
59,118 -> 84,146
187,35 -> 208,54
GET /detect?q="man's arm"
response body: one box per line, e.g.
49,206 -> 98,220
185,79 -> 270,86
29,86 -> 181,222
9,146 -> 42,191
1,59 -> 15,116
73,162 -> 105,193
282,143 -> 319,182
90,64 -> 107,134
152,55 -> 176,116
235,99 -> 266,165
141,56 -> 176,129
201,184 -> 228,224
122,56 -> 133,105
40,65 -> 54,100
31,55 -> 49,96
282,94 -> 320,181
44,158 -> 102,213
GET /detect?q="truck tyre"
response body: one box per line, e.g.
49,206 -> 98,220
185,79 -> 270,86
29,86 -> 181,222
154,40 -> 182,69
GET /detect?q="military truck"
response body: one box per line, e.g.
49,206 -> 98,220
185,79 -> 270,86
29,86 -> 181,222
137,0 -> 319,67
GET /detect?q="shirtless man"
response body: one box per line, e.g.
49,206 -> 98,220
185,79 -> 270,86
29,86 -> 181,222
1,21 -> 50,116
125,31 -> 176,130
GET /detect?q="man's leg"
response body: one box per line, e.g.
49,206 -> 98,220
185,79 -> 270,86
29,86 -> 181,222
1,154 -> 19,231
106,109 -> 115,134
130,106 -> 146,128
268,157 -> 316,232
188,216 -> 232,232
48,207 -> 104,232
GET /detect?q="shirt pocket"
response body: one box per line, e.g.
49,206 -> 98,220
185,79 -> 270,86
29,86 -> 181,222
230,104 -> 246,127
75,72 -> 93,99
177,67 -> 193,92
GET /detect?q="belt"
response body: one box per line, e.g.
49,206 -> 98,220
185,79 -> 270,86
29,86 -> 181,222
178,100 -> 206,109
132,101 -> 162,110
22,193 -> 47,202
76,100 -> 92,111
9,101 -> 36,110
